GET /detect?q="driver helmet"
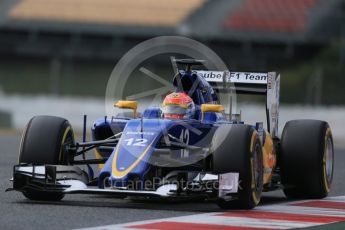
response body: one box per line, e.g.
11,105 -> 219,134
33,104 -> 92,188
162,92 -> 195,119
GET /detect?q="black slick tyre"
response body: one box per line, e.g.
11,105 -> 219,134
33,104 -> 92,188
19,115 -> 75,201
212,125 -> 263,209
280,120 -> 334,199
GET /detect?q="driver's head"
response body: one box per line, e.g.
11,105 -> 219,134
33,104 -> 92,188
162,92 -> 195,119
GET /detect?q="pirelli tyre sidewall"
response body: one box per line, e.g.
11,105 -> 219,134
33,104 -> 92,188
212,124 -> 263,209
280,119 -> 334,199
19,115 -> 74,165
19,115 -> 75,201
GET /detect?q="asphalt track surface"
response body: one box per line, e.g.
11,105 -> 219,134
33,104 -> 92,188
0,133 -> 344,230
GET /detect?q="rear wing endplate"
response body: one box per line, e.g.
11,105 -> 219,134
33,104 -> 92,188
195,70 -> 280,138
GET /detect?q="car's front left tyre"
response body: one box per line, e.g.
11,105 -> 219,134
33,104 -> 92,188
212,125 -> 263,209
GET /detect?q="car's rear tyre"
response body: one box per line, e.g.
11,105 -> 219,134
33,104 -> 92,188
19,115 -> 75,201
212,125 -> 263,209
280,120 -> 334,199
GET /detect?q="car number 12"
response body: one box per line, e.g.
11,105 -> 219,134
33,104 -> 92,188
123,138 -> 148,147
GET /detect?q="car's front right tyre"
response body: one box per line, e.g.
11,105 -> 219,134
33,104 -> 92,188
19,115 -> 75,201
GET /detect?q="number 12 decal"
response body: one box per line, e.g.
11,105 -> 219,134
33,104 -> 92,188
123,138 -> 148,147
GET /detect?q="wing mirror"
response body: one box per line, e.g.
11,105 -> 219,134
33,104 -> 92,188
201,104 -> 224,121
114,100 -> 138,118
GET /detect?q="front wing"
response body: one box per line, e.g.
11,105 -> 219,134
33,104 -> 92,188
8,164 -> 239,200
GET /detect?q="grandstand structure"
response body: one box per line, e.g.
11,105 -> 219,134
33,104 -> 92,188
9,0 -> 205,27
0,0 -> 344,60
0,0 -> 344,96
224,0 -> 318,32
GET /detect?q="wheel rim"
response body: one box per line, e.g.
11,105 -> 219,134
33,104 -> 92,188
324,136 -> 333,185
61,126 -> 74,164
253,143 -> 263,195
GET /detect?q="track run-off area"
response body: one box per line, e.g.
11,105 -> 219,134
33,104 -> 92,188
83,196 -> 345,229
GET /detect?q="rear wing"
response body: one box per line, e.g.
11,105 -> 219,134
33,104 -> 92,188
196,70 -> 280,138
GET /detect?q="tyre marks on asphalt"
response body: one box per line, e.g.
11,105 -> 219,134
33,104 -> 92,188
79,196 -> 345,230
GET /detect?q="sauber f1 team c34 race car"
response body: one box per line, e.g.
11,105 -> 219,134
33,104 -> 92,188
7,59 -> 334,209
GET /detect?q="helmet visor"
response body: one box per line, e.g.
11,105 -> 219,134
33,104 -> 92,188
162,104 -> 187,116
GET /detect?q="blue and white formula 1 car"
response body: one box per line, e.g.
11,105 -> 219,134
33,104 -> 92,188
8,59 -> 334,209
